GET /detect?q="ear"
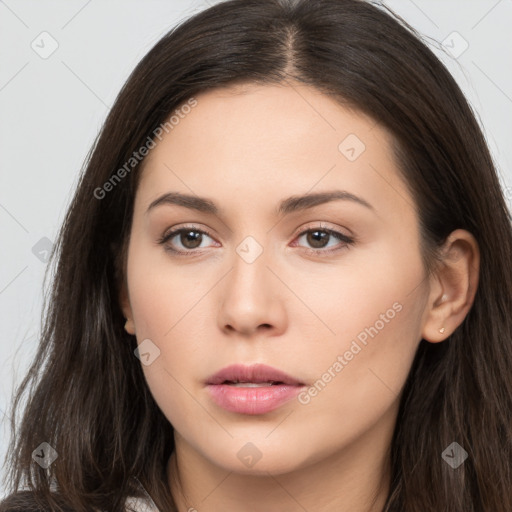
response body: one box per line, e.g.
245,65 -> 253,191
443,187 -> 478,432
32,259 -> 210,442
421,229 -> 480,343
119,280 -> 136,336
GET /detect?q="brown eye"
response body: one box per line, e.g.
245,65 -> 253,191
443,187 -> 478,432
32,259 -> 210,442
295,227 -> 354,255
157,226 -> 217,255
177,230 -> 203,249
305,230 -> 330,249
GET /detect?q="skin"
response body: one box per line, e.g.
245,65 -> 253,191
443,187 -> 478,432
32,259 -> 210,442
120,82 -> 480,512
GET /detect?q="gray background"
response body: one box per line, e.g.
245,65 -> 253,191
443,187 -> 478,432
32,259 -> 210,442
1,0 -> 511,495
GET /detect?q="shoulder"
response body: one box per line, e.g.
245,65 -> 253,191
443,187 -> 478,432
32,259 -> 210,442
0,492 -> 159,512
124,477 -> 161,512
0,478 -> 159,512
0,491 -> 86,512
0,491 -> 51,511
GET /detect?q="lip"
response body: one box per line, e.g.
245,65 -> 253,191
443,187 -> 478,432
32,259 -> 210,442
205,363 -> 305,415
206,363 -> 304,386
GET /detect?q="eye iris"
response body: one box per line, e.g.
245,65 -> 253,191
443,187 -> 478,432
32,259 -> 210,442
307,230 -> 329,248
181,230 -> 202,249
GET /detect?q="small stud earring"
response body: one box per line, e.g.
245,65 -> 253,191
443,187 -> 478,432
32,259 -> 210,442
439,327 -> 445,334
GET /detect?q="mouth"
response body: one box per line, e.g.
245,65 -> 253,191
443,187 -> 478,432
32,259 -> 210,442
206,363 -> 304,386
205,363 -> 305,415
221,381 -> 285,387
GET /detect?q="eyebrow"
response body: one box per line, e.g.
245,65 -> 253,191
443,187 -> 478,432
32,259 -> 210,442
146,190 -> 375,216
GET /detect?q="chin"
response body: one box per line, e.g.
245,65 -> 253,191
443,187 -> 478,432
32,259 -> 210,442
201,437 -> 318,476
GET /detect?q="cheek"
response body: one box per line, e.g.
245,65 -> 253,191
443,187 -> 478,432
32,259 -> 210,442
126,234 -> 210,339
128,281 -> 208,434
128,259 -> 210,374
125,242 -> 224,425
290,237 -> 424,359
292,242 -> 426,435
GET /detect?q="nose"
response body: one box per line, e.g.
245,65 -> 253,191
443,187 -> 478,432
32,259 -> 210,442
217,243 -> 287,338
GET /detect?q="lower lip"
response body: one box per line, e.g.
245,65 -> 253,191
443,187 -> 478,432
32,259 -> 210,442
206,383 -> 304,415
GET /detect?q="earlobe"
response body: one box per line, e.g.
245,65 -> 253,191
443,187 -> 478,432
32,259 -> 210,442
124,317 -> 136,335
421,229 -> 480,343
119,282 -> 136,335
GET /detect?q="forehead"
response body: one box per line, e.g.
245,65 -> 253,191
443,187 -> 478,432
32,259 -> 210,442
137,82 -> 416,224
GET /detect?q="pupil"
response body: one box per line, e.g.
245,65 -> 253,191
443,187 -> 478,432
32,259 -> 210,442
308,230 -> 328,248
182,231 -> 202,249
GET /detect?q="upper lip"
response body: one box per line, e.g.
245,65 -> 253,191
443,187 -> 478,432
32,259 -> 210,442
206,363 -> 304,386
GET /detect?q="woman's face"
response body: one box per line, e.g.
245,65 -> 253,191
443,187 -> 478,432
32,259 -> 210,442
121,83 -> 432,475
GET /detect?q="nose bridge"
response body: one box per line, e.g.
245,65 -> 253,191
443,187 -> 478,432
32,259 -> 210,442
217,231 -> 283,334
228,233 -> 272,299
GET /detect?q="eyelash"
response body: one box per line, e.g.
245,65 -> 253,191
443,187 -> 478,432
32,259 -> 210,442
157,223 -> 355,258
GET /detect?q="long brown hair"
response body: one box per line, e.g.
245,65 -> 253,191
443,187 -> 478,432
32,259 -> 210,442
2,0 -> 511,510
